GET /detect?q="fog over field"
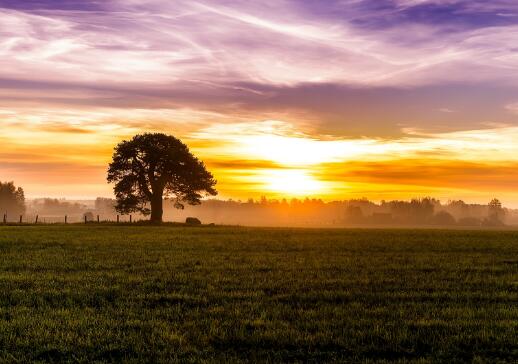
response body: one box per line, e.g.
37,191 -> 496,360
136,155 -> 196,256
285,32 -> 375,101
22,196 -> 515,228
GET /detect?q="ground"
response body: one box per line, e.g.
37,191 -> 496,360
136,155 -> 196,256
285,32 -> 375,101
0,225 -> 517,363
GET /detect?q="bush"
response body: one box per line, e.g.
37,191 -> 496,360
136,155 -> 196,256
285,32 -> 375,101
186,217 -> 201,225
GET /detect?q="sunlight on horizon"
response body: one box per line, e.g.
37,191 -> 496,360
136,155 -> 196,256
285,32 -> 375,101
259,169 -> 328,196
6,117 -> 518,204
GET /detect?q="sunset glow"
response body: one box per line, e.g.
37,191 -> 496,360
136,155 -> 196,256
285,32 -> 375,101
2,1 -> 518,204
260,169 -> 328,196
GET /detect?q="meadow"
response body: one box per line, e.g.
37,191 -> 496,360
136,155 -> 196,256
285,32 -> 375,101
0,225 -> 517,363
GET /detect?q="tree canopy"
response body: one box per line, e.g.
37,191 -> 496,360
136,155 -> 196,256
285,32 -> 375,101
107,133 -> 217,222
488,198 -> 505,224
0,181 -> 25,217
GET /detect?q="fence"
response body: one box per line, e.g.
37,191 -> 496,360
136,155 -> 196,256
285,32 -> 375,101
1,213 -> 136,224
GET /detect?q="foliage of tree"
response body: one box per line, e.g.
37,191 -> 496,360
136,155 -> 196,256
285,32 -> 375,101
487,198 -> 506,225
386,197 -> 436,224
107,133 -> 217,223
0,181 -> 25,217
488,198 -> 504,216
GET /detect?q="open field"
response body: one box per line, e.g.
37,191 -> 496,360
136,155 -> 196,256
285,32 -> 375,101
0,226 -> 517,363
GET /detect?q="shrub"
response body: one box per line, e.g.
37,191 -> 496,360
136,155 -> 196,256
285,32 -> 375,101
186,217 -> 202,225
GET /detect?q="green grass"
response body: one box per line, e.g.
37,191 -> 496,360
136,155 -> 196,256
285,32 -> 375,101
0,226 -> 517,363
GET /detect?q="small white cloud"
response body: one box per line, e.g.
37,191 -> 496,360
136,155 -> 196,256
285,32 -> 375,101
505,103 -> 518,114
439,108 -> 455,113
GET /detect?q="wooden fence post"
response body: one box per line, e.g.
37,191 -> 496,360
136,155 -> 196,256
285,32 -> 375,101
35,215 -> 38,224
117,215 -> 119,223
84,215 -> 87,224
65,215 -> 67,224
19,215 -> 22,224
97,215 -> 100,223
3,214 -> 6,224
129,215 -> 132,223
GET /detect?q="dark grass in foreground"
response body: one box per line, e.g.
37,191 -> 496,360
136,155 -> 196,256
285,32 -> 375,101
0,226 -> 517,363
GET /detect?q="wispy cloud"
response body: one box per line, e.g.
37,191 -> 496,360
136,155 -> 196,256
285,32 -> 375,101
2,0 -> 518,90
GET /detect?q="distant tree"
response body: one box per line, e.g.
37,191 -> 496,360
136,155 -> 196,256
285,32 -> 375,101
389,198 -> 435,224
431,211 -> 456,226
0,182 -> 25,217
487,198 -> 505,225
83,211 -> 95,222
488,198 -> 502,208
37,198 -> 85,215
344,205 -> 364,224
410,197 -> 435,223
107,133 -> 217,223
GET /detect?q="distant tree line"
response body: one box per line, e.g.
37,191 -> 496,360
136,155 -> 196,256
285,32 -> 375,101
1,180 -> 513,227
184,196 -> 508,227
31,198 -> 86,215
68,196 -> 507,227
4,133 -> 512,227
19,194 -> 513,227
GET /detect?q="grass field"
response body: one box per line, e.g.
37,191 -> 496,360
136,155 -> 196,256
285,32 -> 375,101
0,225 -> 517,363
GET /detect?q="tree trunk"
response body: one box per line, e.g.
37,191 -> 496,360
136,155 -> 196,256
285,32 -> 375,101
150,194 -> 163,223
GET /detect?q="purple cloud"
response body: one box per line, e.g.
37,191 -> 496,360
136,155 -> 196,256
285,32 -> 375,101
1,0 -> 518,137
0,0 -> 104,11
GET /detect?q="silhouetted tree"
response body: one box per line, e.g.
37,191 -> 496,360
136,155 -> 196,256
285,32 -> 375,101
0,182 -> 25,217
487,198 -> 505,225
411,197 -> 436,223
107,133 -> 217,223
488,198 -> 503,214
388,198 -> 435,224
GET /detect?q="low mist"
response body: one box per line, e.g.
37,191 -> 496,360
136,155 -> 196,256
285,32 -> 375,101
19,197 -> 516,228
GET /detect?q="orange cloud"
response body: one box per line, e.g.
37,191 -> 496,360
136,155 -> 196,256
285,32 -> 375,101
2,113 -> 518,204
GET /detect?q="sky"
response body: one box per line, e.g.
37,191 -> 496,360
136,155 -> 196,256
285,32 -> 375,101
2,0 -> 518,204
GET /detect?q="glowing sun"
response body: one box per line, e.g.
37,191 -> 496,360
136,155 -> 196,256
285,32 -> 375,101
260,169 -> 326,196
